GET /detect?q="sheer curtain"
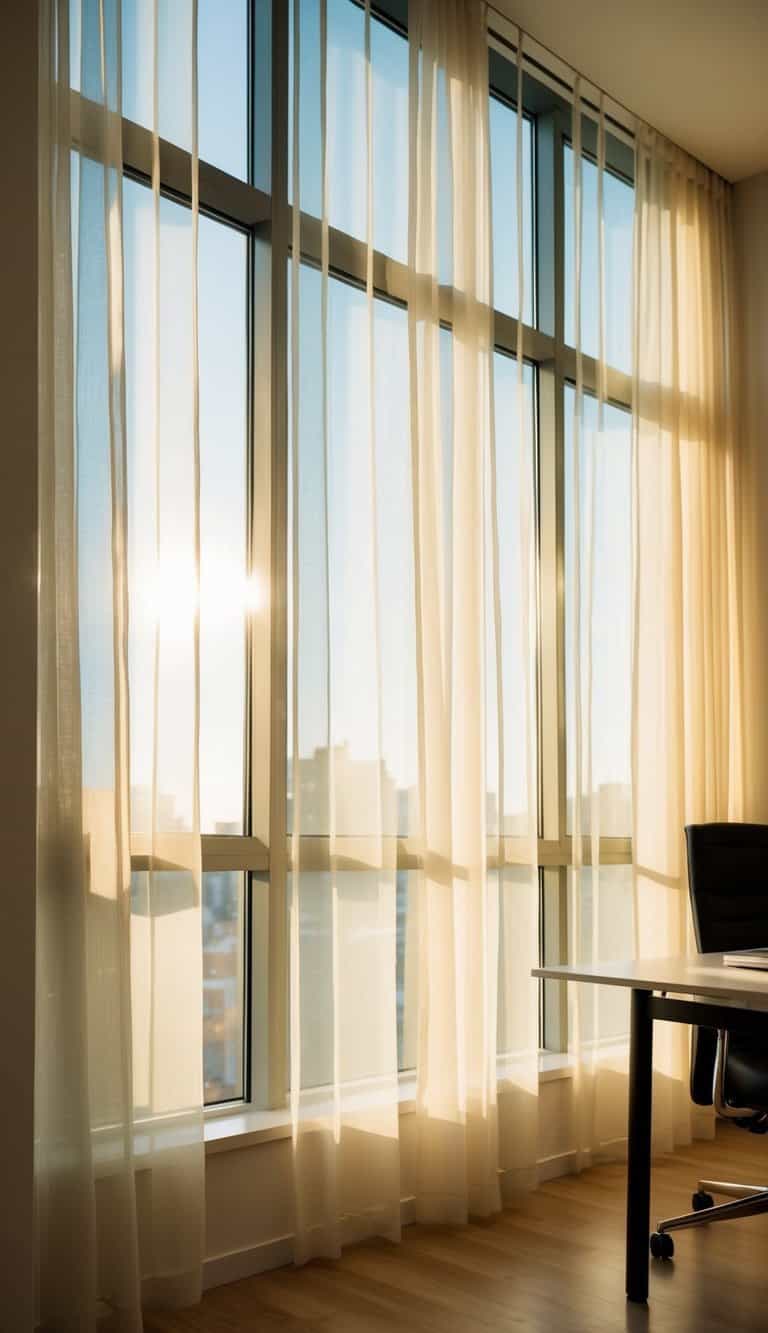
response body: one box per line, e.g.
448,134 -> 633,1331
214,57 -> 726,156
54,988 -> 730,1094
631,123 -> 742,1147
408,1 -> 538,1221
288,0 -> 539,1261
566,80 -> 641,1163
36,1 -> 204,1327
287,0 -> 402,1263
567,107 -> 743,1161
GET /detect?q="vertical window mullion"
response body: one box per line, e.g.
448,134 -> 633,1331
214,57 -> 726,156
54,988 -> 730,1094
264,0 -> 291,1111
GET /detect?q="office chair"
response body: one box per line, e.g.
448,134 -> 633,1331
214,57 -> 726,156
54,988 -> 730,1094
650,822 -> 768,1260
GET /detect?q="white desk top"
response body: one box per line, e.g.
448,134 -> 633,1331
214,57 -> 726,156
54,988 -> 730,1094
533,953 -> 768,1010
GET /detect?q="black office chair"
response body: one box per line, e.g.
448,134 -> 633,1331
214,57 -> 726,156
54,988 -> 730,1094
651,823 -> 768,1259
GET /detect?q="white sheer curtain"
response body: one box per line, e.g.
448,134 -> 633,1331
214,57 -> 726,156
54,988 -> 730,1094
566,80 -> 640,1164
36,1 -> 204,1327
408,1 -> 538,1220
288,0 -> 402,1263
566,107 -> 743,1160
631,123 -> 742,1148
288,0 -> 539,1261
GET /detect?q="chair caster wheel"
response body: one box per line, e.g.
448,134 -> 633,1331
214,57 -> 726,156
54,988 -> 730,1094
650,1232 -> 674,1260
692,1191 -> 714,1211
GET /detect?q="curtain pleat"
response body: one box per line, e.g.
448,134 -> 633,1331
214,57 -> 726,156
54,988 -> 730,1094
36,2 -> 205,1325
409,0 -> 499,1225
631,125 -> 743,1150
567,81 -> 634,1165
289,0 -> 402,1263
288,0 -> 541,1254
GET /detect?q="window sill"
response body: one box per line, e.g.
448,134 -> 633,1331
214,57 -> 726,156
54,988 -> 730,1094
538,1050 -> 576,1082
204,1053 -> 574,1155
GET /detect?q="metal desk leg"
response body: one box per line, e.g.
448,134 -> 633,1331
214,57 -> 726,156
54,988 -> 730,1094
626,987 -> 653,1302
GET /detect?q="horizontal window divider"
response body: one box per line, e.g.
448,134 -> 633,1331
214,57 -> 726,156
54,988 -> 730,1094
279,834 -> 631,874
561,345 -> 632,409
294,210 -> 555,366
531,835 -> 633,867
129,833 -> 269,874
494,313 -> 554,363
201,835 -> 270,872
71,92 -> 271,228
285,833 -> 421,874
126,832 -> 630,877
297,210 -> 409,304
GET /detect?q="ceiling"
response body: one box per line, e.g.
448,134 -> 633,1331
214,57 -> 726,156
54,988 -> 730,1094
495,0 -> 768,182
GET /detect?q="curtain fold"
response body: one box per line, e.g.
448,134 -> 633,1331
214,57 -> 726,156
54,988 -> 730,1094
407,1 -> 539,1221
630,123 -> 742,1149
566,111 -> 739,1164
36,2 -> 205,1326
566,82 -> 639,1164
407,0 -> 500,1224
288,0 -> 402,1264
289,0 -> 540,1258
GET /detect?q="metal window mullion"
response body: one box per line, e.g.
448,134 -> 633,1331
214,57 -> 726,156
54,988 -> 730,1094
550,109 -> 570,1054
264,0 -> 290,1113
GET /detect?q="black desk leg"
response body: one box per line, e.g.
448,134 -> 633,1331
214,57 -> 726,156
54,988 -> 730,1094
626,987 -> 653,1303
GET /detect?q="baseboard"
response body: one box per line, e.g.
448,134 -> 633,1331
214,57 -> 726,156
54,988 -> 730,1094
536,1149 -> 580,1183
204,1234 -> 295,1290
203,1156 -> 577,1291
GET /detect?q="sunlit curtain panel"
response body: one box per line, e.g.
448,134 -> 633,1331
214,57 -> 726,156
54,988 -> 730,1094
287,0 -> 403,1260
36,1 -> 204,1325
565,80 -> 639,1163
408,2 -> 539,1219
631,123 -> 743,1149
287,0 -> 540,1260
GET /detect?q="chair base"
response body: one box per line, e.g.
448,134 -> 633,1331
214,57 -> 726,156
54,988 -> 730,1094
656,1179 -> 768,1239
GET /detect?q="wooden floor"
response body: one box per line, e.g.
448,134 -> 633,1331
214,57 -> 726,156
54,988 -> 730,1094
146,1123 -> 768,1332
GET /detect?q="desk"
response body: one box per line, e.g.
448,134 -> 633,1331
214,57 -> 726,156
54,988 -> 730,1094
532,953 -> 768,1303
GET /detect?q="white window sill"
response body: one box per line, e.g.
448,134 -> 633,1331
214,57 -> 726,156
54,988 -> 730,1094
538,1050 -> 576,1082
204,1052 -> 575,1155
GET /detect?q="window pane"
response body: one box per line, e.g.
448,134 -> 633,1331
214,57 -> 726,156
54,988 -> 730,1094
199,215 -> 248,834
486,354 -> 537,835
124,180 -> 196,832
289,0 -> 409,262
564,143 -> 634,373
490,100 -> 535,324
203,871 -> 246,1103
198,0 -> 249,179
287,265 -> 417,837
497,865 -> 539,1057
114,0 -> 248,179
397,870 -> 419,1072
540,868 -> 566,1053
565,386 -> 632,836
124,182 -> 248,836
289,870 -> 397,1090
574,865 -> 632,1044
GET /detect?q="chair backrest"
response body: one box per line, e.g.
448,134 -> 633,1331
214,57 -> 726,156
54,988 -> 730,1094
686,823 -> 768,953
685,822 -> 768,1106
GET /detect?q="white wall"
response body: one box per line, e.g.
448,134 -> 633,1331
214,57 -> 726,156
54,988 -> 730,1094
0,4 -> 38,1330
202,1078 -> 582,1284
734,172 -> 768,819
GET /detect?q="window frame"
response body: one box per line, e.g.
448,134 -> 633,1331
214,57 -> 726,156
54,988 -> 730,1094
70,0 -> 636,1111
